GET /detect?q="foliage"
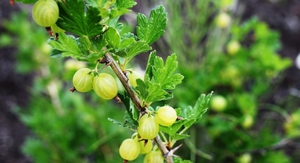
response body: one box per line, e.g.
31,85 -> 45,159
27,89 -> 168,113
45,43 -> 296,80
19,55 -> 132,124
161,0 -> 296,162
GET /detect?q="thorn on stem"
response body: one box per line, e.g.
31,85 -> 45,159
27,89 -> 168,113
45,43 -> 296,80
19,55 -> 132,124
165,144 -> 183,158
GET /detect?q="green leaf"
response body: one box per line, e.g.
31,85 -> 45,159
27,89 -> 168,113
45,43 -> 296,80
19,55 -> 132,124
121,41 -> 152,60
104,27 -> 121,49
86,37 -> 108,62
136,5 -> 167,44
15,0 -> 37,4
118,92 -> 139,125
57,0 -> 102,37
135,52 -> 183,104
116,32 -> 151,59
144,82 -> 170,103
77,36 -> 92,56
145,51 -> 157,81
134,79 -> 149,101
171,133 -> 190,141
193,92 -> 213,119
108,118 -> 134,129
181,92 -> 213,129
0,34 -> 13,47
49,49 -> 63,58
174,157 -> 192,163
115,0 -> 136,9
135,79 -> 173,104
182,118 -> 197,130
152,53 -> 184,89
159,121 -> 185,136
111,0 -> 137,18
48,33 -> 82,58
257,151 -> 291,163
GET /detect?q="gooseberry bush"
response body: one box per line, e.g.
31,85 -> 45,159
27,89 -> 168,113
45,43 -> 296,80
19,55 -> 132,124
15,0 -> 213,162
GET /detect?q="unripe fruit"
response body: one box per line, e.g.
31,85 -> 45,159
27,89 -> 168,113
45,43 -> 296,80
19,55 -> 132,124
210,95 -> 227,112
119,138 -> 140,161
216,12 -> 231,29
155,106 -> 177,126
65,59 -> 86,71
227,40 -> 241,55
127,70 -> 144,87
72,68 -> 94,92
93,73 -> 118,100
242,114 -> 254,129
138,115 -> 159,140
237,153 -> 252,163
143,150 -> 164,163
32,0 -> 59,27
139,139 -> 153,154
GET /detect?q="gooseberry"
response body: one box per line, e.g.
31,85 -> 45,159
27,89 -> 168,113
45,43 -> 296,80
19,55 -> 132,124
119,138 -> 140,161
127,70 -> 144,87
139,139 -> 153,154
216,12 -> 231,29
143,150 -> 164,163
210,95 -> 227,112
227,40 -> 241,55
32,0 -> 59,27
72,68 -> 94,92
138,115 -> 159,140
93,73 -> 118,100
155,106 -> 177,126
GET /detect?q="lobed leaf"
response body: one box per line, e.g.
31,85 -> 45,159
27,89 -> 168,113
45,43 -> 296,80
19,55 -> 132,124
136,5 -> 167,45
48,33 -> 82,58
136,52 -> 183,104
182,92 -> 213,122
152,53 -> 184,89
56,0 -> 102,37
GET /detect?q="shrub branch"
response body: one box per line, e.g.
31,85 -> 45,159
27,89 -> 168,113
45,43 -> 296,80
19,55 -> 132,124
105,53 -> 174,163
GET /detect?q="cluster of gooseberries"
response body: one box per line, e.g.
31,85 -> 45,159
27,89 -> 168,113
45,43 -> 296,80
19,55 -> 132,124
72,68 -> 118,100
119,106 -> 178,162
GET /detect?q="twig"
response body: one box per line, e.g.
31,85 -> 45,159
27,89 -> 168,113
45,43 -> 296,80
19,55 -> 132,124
105,53 -> 144,112
105,53 -> 173,163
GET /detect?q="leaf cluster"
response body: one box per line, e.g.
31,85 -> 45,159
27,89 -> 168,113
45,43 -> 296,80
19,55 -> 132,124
135,51 -> 184,105
48,1 -> 167,65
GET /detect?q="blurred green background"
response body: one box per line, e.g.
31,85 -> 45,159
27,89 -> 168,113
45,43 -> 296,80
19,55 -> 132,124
1,0 -> 300,163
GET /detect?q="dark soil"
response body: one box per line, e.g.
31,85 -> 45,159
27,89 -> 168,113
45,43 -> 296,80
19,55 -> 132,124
0,2 -> 32,163
1,0 -> 300,163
